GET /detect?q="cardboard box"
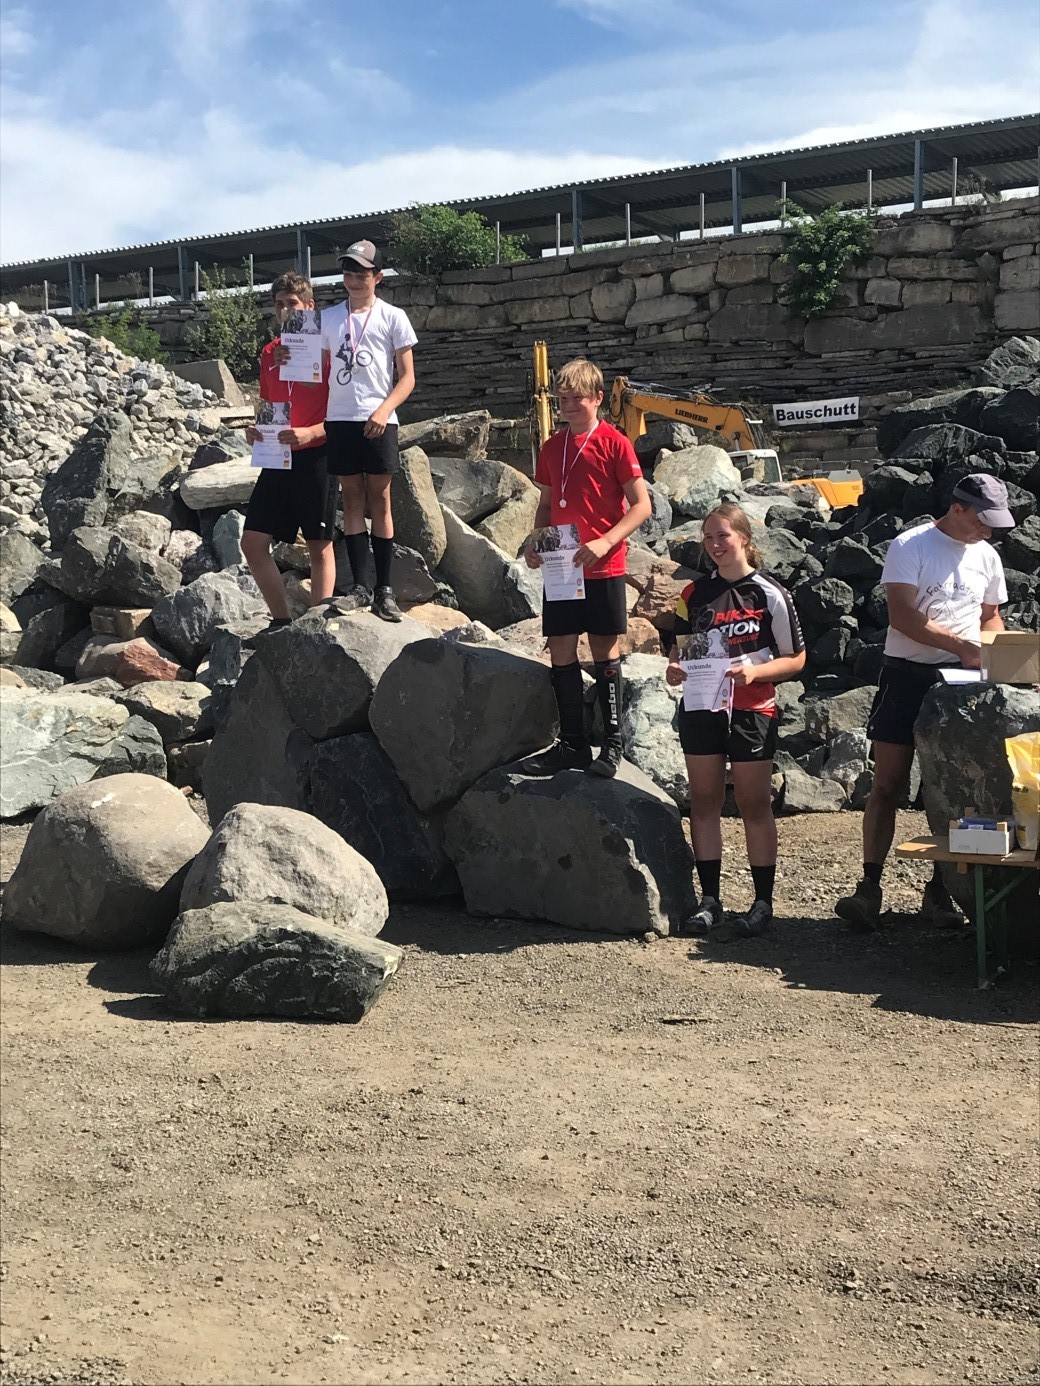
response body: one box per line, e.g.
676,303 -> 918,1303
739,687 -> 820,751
948,819 -> 1014,856
980,630 -> 1039,685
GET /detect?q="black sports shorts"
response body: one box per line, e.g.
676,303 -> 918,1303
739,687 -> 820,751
866,656 -> 945,746
541,575 -> 629,638
243,444 -> 337,543
678,708 -> 779,762
325,420 -> 399,476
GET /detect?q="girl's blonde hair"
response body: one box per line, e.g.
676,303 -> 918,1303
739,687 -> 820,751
702,502 -> 762,569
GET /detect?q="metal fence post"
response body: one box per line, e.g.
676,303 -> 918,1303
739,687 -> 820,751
248,254 -> 254,288
730,167 -> 742,235
867,168 -> 873,212
42,281 -> 49,312
951,156 -> 958,205
194,261 -> 200,298
624,202 -> 631,245
555,212 -> 561,256
699,192 -> 705,239
148,266 -> 154,306
571,188 -> 583,253
94,273 -> 100,309
495,221 -> 501,265
306,246 -> 312,280
913,139 -> 924,211
780,180 -> 787,227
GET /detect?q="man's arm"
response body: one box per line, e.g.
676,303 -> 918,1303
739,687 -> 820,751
365,346 -> 415,437
980,602 -> 1004,633
574,476 -> 652,569
524,484 -> 553,568
885,583 -> 985,667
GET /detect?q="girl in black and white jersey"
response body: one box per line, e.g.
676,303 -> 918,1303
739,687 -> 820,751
665,503 -> 806,939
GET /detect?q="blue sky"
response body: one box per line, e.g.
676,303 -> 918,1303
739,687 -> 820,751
1,0 -> 1037,263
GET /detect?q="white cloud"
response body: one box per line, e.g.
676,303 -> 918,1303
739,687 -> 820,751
0,6 -> 35,60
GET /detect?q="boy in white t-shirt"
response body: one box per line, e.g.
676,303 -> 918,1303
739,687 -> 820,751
316,240 -> 417,622
835,473 -> 1014,932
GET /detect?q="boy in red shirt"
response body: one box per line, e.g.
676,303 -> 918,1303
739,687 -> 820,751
242,272 -> 336,626
523,358 -> 651,777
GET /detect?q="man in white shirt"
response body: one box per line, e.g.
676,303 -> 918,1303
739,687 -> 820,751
835,473 -> 1015,931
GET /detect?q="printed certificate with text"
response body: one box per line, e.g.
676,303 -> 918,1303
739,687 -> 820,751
278,309 -> 323,383
534,523 -> 585,602
251,401 -> 292,470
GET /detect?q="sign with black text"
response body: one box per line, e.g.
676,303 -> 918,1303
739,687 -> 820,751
773,396 -> 859,426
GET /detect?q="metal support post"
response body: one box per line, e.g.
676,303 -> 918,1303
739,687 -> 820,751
913,139 -> 924,211
94,273 -> 101,309
624,202 -> 631,245
571,187 -> 583,253
699,192 -> 705,239
306,245 -> 312,280
67,259 -> 76,312
495,221 -> 501,265
780,180 -> 787,227
867,168 -> 873,212
555,212 -> 561,256
248,253 -> 254,288
42,281 -> 49,313
730,166 -> 742,235
176,245 -> 188,302
296,227 -> 307,274
194,261 -> 201,299
148,266 -> 154,306
951,156 -> 958,205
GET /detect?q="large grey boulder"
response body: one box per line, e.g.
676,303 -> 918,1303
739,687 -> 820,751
804,685 -> 876,744
391,446 -> 447,569
150,569 -> 266,665
369,632 -> 557,812
474,481 -> 541,558
211,511 -> 245,569
41,411 -> 134,550
181,802 -> 388,937
438,507 -> 541,628
0,689 -> 165,817
430,457 -> 533,524
204,616 -> 268,730
252,610 -> 426,739
3,774 -> 208,947
619,653 -> 687,810
203,657 -> 315,824
305,732 -> 459,899
115,680 -> 213,747
0,532 -> 46,606
443,761 -> 695,936
178,458 -> 258,510
111,510 -> 173,554
776,753 -> 846,813
106,453 -> 187,526
915,682 -> 1040,920
151,903 -> 402,1021
13,597 -> 88,672
974,336 -> 1040,391
399,411 -> 491,460
92,713 -> 167,780
652,446 -> 742,519
49,526 -> 182,608
980,385 -> 1040,453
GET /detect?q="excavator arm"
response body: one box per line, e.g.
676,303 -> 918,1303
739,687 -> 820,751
607,376 -> 765,452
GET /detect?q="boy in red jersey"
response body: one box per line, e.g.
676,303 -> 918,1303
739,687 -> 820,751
523,358 -> 651,778
242,272 -> 336,627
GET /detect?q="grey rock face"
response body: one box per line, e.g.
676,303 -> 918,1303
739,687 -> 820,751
804,685 -> 876,743
91,713 -> 167,780
51,526 -> 181,607
443,761 -> 695,936
370,636 -> 557,812
0,532 -> 46,606
252,611 -> 426,740
111,510 -> 173,553
202,657 -> 315,824
41,411 -> 133,549
14,597 -> 88,671
115,680 -> 213,747
636,482 -> 673,550
975,336 -> 1040,391
430,456 -> 536,524
211,511 -> 245,569
438,507 -> 540,629
653,446 -> 742,519
915,682 -> 1040,919
776,753 -> 846,813
306,732 -> 459,899
979,385 -> 1040,453
795,578 -> 856,626
182,801 -> 388,936
178,458 -> 258,510
755,526 -> 806,583
150,569 -> 266,665
1001,515 -> 1040,575
3,773 -> 208,946
204,616 -> 267,730
151,903 -> 402,1021
891,423 -> 1006,464
618,653 -> 688,810
399,410 -> 491,460
106,453 -> 187,526
392,446 -> 448,569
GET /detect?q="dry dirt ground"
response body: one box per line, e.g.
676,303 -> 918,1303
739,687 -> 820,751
1,808 -> 1037,1386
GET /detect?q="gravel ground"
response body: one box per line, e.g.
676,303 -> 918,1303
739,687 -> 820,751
1,809 -> 1037,1386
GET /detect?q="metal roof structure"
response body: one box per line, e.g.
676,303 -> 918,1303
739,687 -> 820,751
3,112 -> 1037,310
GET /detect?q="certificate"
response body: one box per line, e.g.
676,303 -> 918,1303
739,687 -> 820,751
278,309 -> 323,383
533,524 -> 584,602
251,401 -> 292,470
680,657 -> 733,714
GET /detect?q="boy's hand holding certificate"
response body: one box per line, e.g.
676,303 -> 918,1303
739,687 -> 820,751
532,524 -> 585,602
278,308 -> 323,383
251,401 -> 292,470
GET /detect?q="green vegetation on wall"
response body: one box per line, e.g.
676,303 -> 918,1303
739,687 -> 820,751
778,203 -> 877,320
185,265 -> 267,379
390,204 -> 528,275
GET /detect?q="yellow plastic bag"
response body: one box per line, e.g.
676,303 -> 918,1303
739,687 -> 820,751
1006,732 -> 1040,852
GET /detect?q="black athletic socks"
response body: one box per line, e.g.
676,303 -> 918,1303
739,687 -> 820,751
344,530 -> 372,587
550,662 -> 585,747
696,858 -> 722,902
863,862 -> 884,885
750,864 -> 776,908
371,534 -> 394,590
594,659 -> 623,741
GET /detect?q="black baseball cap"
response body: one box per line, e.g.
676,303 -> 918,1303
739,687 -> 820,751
337,239 -> 383,271
952,473 -> 1016,529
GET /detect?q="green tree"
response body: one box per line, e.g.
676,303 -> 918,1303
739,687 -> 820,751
778,203 -> 877,320
389,204 -> 528,275
81,306 -> 166,362
185,264 -> 267,379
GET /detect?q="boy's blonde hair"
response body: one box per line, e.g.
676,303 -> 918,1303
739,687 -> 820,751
554,358 -> 604,397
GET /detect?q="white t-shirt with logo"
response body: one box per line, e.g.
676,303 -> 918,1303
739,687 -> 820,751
319,300 -> 418,423
881,521 -> 1007,664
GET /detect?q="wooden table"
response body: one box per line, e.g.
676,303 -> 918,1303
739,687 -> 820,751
895,835 -> 1039,988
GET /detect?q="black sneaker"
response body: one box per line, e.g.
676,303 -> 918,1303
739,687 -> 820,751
371,585 -> 403,623
520,741 -> 592,776
713,899 -> 773,942
835,878 -> 883,932
587,738 -> 623,778
328,585 -> 373,614
676,896 -> 723,936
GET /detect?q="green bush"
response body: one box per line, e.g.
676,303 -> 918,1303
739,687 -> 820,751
82,306 -> 166,362
185,265 -> 267,379
389,204 -> 528,275
778,203 -> 877,319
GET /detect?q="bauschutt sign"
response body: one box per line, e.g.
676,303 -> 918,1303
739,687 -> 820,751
773,397 -> 859,426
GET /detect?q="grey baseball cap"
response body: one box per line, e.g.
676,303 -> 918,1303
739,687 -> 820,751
952,473 -> 1016,529
337,239 -> 382,271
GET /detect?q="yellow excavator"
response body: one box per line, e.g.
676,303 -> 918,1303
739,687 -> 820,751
529,341 -> 863,508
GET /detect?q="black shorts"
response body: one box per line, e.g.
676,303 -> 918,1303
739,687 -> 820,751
678,708 -> 779,762
866,656 -> 945,746
243,445 -> 337,543
541,575 -> 629,638
325,420 -> 399,476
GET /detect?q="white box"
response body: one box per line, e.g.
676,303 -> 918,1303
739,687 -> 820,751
948,820 -> 1013,856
